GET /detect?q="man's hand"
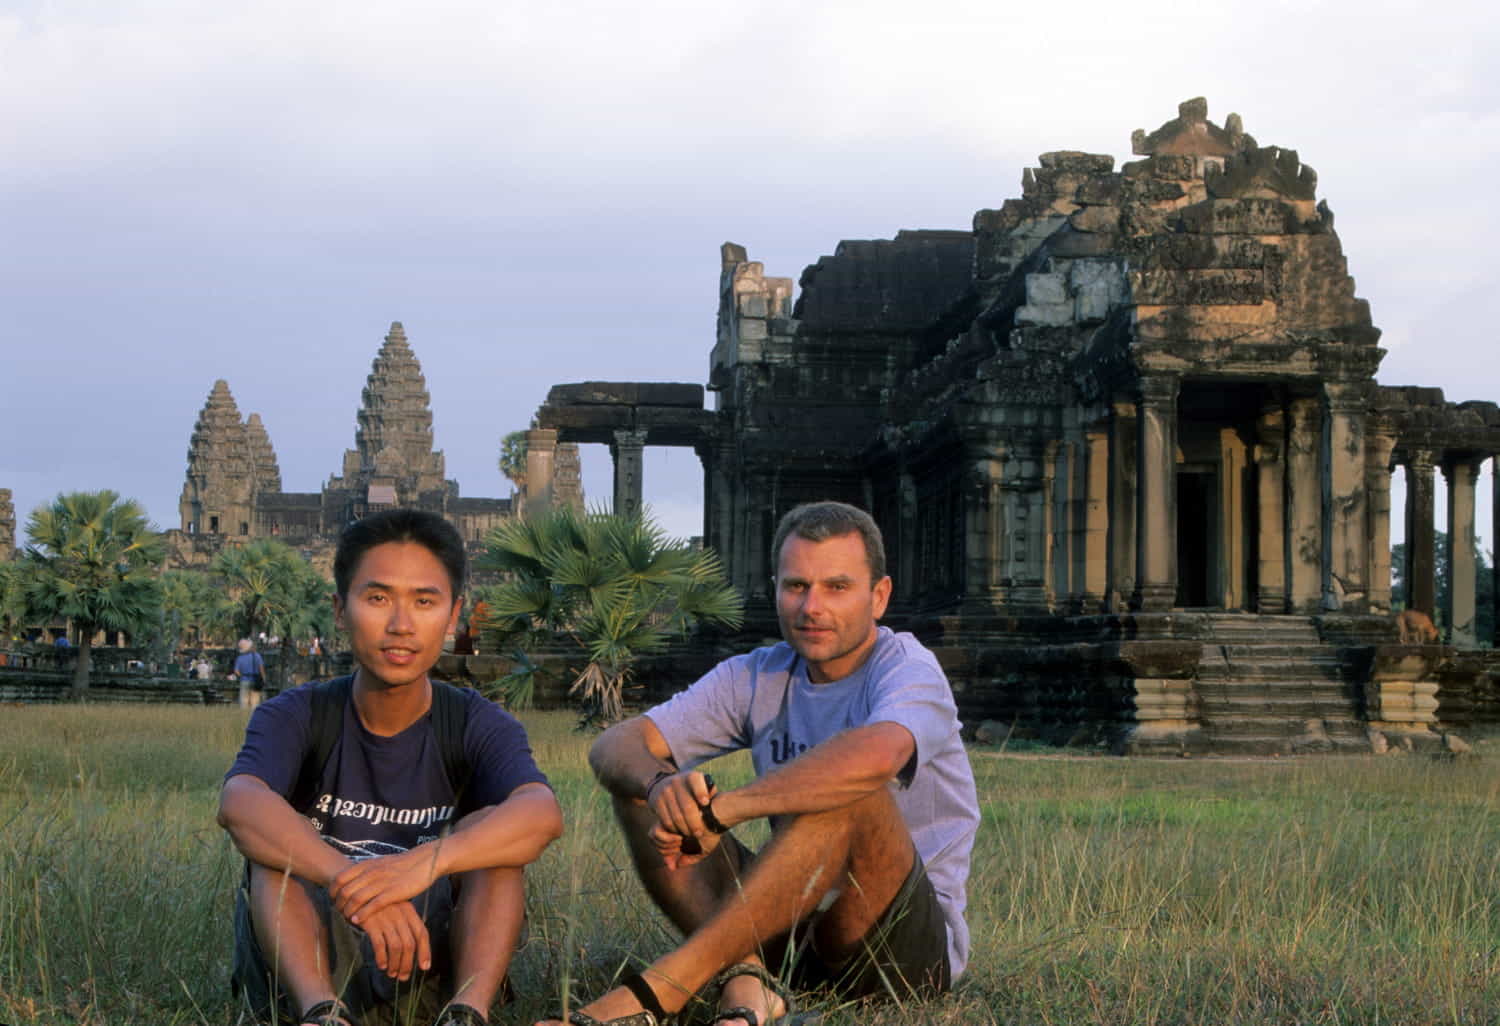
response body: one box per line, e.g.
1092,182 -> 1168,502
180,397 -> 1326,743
647,770 -> 719,869
358,900 -> 433,980
330,849 -> 441,925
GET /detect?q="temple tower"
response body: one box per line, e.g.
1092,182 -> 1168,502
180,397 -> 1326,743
178,380 -> 282,536
323,322 -> 456,524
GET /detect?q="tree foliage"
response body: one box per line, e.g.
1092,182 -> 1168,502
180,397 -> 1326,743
1391,532 -> 1495,642
499,430 -> 528,491
22,490 -> 165,696
0,561 -> 29,642
212,539 -> 335,687
478,506 -> 743,722
212,539 -> 333,643
158,569 -> 232,655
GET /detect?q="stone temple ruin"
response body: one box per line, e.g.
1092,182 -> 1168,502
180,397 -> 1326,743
171,322 -> 582,564
524,99 -> 1500,754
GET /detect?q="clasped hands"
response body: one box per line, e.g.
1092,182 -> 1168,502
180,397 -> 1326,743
647,770 -> 724,870
327,847 -> 442,980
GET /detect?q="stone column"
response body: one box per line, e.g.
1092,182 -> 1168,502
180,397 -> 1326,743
1254,406 -> 1287,613
1493,457 -> 1500,647
610,428 -> 648,519
963,444 -> 1006,611
1443,457 -> 1480,646
1044,440 -> 1064,611
1286,398 -> 1322,613
522,428 -> 558,514
897,469 -> 919,605
1218,427 -> 1248,610
1322,382 -> 1369,611
1404,450 -> 1437,618
1364,422 -> 1398,614
1082,426 -> 1110,611
1107,401 -> 1138,610
743,469 -> 772,603
1133,376 -> 1179,611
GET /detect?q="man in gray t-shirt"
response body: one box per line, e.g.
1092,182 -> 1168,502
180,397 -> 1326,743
538,502 -> 979,1026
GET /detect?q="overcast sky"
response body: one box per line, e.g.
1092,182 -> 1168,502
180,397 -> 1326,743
3,0 -> 1497,551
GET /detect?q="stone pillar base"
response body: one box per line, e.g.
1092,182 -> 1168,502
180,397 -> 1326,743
1363,648 -> 1442,729
1116,722 -> 1209,756
1131,584 -> 1175,612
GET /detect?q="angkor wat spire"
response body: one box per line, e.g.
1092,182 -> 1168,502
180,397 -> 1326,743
335,322 -> 446,493
243,413 -> 282,494
179,379 -> 280,534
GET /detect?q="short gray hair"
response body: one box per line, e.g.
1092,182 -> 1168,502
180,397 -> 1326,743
771,501 -> 886,583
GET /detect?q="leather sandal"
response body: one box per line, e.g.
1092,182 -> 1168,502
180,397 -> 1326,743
300,998 -> 361,1026
552,970 -> 674,1025
710,963 -> 804,1026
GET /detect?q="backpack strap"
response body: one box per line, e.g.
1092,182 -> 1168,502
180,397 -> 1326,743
292,675 -> 354,811
429,680 -> 472,804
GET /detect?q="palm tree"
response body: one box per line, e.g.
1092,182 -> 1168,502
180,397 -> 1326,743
0,561 -> 29,652
158,568 -> 232,656
213,539 -> 334,687
479,506 -> 743,721
23,491 -> 165,698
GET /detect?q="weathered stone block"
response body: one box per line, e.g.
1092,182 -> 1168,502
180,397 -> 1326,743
1027,272 -> 1068,305
1074,176 -> 1122,205
1016,303 -> 1074,327
738,295 -> 769,318
1071,204 -> 1120,234
738,318 -> 768,341
1127,268 -> 1266,306
1038,151 -> 1115,174
1179,198 -> 1295,235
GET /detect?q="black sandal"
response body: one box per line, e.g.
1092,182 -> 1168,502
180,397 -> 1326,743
432,1003 -> 488,1026
551,970 -> 673,1025
710,963 -> 805,1026
299,999 -> 361,1026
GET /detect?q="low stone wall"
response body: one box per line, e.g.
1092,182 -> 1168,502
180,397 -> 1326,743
0,667 -> 241,704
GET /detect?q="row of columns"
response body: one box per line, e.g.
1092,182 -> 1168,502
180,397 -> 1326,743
523,427 -> 650,520
1401,450 -> 1488,646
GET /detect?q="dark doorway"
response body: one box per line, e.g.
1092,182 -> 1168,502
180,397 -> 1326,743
1176,469 -> 1216,607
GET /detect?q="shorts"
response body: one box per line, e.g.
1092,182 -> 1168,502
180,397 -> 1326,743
722,836 -> 951,1002
230,863 -> 455,1025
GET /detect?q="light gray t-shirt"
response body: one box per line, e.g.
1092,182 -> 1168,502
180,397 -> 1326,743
646,627 -> 980,977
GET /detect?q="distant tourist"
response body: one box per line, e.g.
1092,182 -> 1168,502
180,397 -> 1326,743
233,639 -> 266,709
217,508 -> 562,1026
536,502 -> 979,1026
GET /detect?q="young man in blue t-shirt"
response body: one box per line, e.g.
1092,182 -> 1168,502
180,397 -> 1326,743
219,510 -> 563,1026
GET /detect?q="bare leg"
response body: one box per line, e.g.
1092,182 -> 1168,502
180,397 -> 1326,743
537,787 -> 916,1025
448,865 -> 527,1016
248,863 -> 338,1022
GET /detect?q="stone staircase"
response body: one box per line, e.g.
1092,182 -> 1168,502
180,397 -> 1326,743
1195,614 -> 1370,755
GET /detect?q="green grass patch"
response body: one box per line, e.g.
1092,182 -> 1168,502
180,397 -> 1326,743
2,706 -> 1499,1024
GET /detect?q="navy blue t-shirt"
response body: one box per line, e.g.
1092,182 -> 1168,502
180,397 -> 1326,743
226,681 -> 549,860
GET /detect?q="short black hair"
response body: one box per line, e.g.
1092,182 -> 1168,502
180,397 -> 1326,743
771,501 -> 887,583
334,509 -> 467,601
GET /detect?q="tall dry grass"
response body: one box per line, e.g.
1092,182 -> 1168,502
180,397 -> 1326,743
2,706 -> 1498,1024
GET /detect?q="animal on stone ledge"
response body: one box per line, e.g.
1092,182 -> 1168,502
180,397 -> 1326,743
1396,609 -> 1440,645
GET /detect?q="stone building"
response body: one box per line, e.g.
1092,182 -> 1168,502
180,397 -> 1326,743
175,322 -> 581,557
527,100 -> 1500,753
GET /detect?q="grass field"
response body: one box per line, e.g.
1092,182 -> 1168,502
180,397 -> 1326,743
2,705 -> 1499,1025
